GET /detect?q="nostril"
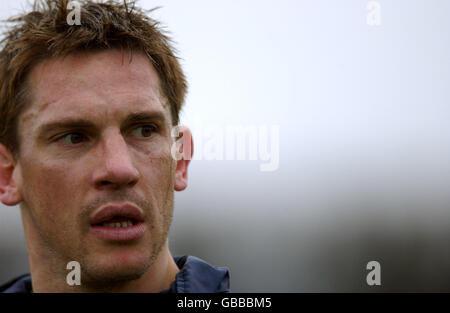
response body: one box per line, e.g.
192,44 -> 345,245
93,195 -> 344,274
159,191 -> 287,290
98,179 -> 136,188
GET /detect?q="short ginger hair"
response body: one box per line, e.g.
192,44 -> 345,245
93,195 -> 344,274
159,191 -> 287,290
0,0 -> 187,156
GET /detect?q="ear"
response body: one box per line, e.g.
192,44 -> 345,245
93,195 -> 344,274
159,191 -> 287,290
174,126 -> 193,192
0,144 -> 22,206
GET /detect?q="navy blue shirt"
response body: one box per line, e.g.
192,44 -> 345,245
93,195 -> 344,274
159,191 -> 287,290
0,255 -> 230,293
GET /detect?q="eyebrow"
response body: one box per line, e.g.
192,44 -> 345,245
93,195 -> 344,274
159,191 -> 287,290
123,111 -> 167,126
36,110 -> 168,139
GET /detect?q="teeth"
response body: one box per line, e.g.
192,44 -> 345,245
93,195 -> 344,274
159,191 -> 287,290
102,220 -> 134,228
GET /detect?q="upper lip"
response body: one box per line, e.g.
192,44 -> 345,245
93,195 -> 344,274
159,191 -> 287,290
89,202 -> 145,225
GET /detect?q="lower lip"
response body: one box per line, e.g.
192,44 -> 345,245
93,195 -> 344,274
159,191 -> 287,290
90,222 -> 146,241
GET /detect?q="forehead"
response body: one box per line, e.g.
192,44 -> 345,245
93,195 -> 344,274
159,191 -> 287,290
20,49 -> 169,130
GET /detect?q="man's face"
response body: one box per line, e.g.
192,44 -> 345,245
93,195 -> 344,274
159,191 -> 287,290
14,50 -> 177,284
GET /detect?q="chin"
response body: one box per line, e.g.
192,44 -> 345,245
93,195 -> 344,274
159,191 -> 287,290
89,267 -> 146,284
81,251 -> 152,285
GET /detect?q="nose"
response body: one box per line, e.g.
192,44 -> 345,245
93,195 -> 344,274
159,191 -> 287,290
92,130 -> 140,189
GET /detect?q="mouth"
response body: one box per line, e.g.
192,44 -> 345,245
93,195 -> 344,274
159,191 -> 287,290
89,203 -> 147,242
97,218 -> 137,228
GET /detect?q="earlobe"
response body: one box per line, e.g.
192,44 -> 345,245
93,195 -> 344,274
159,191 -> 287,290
0,144 -> 22,206
174,126 -> 193,192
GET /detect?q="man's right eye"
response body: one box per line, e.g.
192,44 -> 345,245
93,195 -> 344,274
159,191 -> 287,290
58,133 -> 86,145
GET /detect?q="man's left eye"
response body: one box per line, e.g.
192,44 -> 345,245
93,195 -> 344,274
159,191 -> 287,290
133,125 -> 156,138
60,132 -> 86,145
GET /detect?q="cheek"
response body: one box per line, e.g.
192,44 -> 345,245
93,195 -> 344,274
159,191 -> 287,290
139,151 -> 175,213
20,158 -> 82,222
142,150 -> 175,188
142,137 -> 174,161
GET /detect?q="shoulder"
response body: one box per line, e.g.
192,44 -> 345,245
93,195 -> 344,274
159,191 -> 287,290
0,274 -> 32,293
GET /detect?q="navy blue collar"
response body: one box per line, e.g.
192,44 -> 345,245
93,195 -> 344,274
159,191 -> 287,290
161,255 -> 230,293
0,255 -> 230,293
